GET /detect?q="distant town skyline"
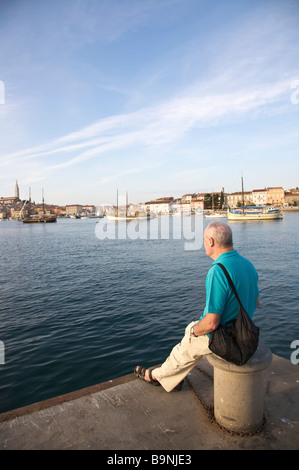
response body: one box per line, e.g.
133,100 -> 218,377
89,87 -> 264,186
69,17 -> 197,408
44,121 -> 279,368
1,179 -> 298,209
0,1 -> 299,206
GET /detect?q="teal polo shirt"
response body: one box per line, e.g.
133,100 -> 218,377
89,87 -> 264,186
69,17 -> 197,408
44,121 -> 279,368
200,250 -> 259,327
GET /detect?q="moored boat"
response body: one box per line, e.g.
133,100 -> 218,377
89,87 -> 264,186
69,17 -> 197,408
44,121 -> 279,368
205,211 -> 226,218
227,174 -> 283,221
106,213 -> 148,221
22,189 -> 57,223
22,215 -> 57,223
227,207 -> 282,221
106,190 -> 148,221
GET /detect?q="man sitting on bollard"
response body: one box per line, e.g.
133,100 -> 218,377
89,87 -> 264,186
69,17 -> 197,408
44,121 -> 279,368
134,222 -> 260,392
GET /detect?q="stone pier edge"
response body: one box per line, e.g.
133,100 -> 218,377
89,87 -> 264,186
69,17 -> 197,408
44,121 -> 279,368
0,372 -> 137,424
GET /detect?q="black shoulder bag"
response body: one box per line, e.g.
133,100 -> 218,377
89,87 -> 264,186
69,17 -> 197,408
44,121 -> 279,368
208,263 -> 259,366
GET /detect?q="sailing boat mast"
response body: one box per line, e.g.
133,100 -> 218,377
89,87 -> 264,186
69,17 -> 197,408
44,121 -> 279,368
241,173 -> 245,213
116,189 -> 119,217
29,187 -> 31,216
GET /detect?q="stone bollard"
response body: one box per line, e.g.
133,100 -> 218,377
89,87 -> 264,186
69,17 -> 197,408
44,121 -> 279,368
206,342 -> 272,434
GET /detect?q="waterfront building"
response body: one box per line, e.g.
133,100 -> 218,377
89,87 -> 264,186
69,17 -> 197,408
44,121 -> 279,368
192,192 -> 211,210
266,187 -> 285,206
0,197 -> 17,205
145,197 -> 174,215
11,207 -> 25,219
36,206 -> 55,217
190,200 -> 204,211
82,205 -> 96,213
181,194 -> 193,204
226,191 -> 252,207
55,206 -> 66,217
252,189 -> 267,206
10,201 -> 30,219
179,203 -> 192,213
0,205 -> 7,220
145,201 -> 169,215
0,195 -> 20,205
65,204 -> 83,216
284,189 -> 299,206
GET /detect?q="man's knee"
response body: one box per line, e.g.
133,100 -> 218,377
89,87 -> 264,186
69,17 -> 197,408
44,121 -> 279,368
184,320 -> 197,335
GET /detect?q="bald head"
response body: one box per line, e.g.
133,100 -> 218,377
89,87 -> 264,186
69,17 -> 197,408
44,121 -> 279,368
204,222 -> 233,248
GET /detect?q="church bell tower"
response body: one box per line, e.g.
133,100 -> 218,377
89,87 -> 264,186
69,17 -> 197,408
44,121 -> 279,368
15,180 -> 20,200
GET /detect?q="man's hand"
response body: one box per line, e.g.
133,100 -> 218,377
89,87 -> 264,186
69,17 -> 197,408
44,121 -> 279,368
191,313 -> 220,337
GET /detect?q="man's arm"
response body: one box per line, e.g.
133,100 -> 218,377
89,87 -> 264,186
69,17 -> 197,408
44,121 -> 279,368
191,313 -> 220,337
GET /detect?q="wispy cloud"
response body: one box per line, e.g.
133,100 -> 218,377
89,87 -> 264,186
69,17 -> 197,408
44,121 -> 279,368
0,78 -> 291,176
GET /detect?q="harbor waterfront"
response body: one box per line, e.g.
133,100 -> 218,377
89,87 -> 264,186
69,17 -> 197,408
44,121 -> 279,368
0,213 -> 298,414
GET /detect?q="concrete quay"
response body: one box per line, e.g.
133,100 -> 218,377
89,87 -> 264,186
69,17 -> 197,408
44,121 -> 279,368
0,353 -> 298,450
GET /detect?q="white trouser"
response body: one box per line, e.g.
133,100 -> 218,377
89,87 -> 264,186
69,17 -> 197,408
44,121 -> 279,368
153,321 -> 211,392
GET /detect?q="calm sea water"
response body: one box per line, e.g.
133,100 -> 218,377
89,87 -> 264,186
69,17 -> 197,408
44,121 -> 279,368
0,213 -> 298,413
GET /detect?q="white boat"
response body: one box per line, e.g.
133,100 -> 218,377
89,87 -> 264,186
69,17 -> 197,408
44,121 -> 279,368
191,209 -> 203,215
227,207 -> 282,221
106,190 -> 149,221
106,213 -> 149,221
205,212 -> 226,218
170,211 -> 182,216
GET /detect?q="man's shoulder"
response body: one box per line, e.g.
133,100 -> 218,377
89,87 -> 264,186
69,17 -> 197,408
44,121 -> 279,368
212,250 -> 258,280
215,250 -> 256,268
235,252 -> 258,273
206,263 -> 227,283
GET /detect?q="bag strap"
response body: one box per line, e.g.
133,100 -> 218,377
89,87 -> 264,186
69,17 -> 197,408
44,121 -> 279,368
216,263 -> 244,308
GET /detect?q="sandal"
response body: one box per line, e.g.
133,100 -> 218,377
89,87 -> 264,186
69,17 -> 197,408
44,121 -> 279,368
174,380 -> 184,391
134,366 -> 160,386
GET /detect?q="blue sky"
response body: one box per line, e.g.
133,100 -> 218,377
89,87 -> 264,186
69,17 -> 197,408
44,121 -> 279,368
0,0 -> 298,205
